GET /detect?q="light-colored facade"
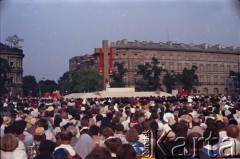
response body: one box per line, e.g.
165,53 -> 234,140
0,43 -> 24,97
109,39 -> 240,94
69,39 -> 240,94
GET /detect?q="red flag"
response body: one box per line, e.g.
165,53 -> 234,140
109,48 -> 113,75
99,48 -> 103,75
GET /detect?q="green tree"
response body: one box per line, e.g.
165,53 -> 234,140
58,71 -> 71,95
229,70 -> 240,95
0,58 -> 10,96
23,75 -> 38,97
137,57 -> 162,91
71,69 -> 103,93
111,62 -> 128,87
178,65 -> 199,92
38,79 -> 58,95
163,70 -> 177,93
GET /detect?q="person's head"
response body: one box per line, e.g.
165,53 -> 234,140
33,154 -> 54,159
117,144 -> 136,159
192,118 -> 201,127
53,148 -> 70,159
215,120 -> 225,132
203,129 -> 219,146
205,118 -> 215,127
85,147 -> 111,159
187,132 -> 203,150
96,114 -> 103,122
66,126 -> 77,137
38,140 -> 56,155
115,123 -> 124,133
37,118 -> 49,130
54,117 -> 62,127
89,125 -> 100,136
133,124 -> 143,135
34,127 -> 46,141
13,120 -> 27,135
125,128 -> 139,142
0,133 -> 18,152
106,112 -> 113,120
102,127 -> 114,138
81,119 -> 89,127
60,130 -> 72,142
150,121 -> 158,131
172,121 -> 188,137
104,137 -> 122,154
226,125 -> 240,138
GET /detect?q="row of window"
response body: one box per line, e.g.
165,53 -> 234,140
115,52 -> 237,63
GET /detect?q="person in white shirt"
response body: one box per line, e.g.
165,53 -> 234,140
55,130 -> 76,157
219,125 -> 240,158
1,133 -> 28,159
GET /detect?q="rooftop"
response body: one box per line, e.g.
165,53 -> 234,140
110,39 -> 240,54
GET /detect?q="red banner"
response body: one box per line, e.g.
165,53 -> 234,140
109,48 -> 113,75
99,48 -> 103,75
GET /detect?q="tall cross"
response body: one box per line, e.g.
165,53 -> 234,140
95,40 -> 114,90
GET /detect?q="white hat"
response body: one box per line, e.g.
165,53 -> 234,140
81,107 -> 86,111
31,111 -> 39,118
163,112 -> 174,123
144,111 -> 151,119
46,106 -> 54,112
130,108 -> 136,114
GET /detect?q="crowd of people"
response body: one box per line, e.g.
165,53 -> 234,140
0,94 -> 240,159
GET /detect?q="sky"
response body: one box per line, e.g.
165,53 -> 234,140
1,0 -> 240,82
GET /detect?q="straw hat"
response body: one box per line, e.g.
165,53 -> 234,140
35,127 -> 45,135
46,106 -> 54,112
180,114 -> 192,123
3,116 -> 11,125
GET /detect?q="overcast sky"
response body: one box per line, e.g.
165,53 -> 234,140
1,0 -> 240,82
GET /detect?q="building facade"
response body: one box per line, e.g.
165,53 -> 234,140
109,39 -> 240,94
0,43 -> 25,97
69,39 -> 240,94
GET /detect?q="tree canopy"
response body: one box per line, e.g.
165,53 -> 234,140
23,75 -> 38,97
110,62 -> 127,87
137,57 -> 162,91
70,69 -> 103,93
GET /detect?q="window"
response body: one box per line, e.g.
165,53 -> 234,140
214,64 -> 217,72
234,65 -> 237,72
199,76 -> 203,83
220,65 -> 224,71
185,63 -> 189,69
115,54 -> 118,57
214,76 -> 218,83
177,64 -> 182,70
162,63 -> 165,69
170,63 -> 173,70
227,65 -> 231,72
207,64 -> 211,72
207,76 -> 210,83
200,64 -> 204,71
10,61 -> 14,67
10,77 -> 13,83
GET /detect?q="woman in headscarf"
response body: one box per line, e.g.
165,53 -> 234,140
74,131 -> 95,159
